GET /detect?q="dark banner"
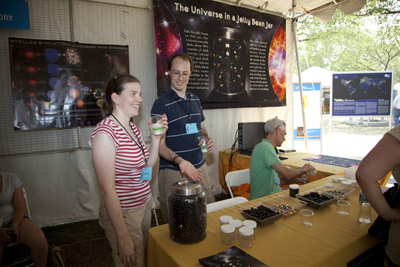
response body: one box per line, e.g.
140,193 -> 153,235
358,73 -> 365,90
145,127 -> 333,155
332,72 -> 392,116
153,0 -> 286,109
9,38 -> 129,130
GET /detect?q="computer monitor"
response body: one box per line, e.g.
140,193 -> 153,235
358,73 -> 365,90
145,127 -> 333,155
237,122 -> 265,151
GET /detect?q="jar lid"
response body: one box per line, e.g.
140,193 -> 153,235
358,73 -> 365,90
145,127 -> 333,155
338,178 -> 348,182
229,219 -> 243,228
220,224 -> 235,234
332,177 -> 339,183
170,180 -> 203,196
239,226 -> 254,236
219,215 -> 233,224
216,27 -> 243,39
243,220 -> 257,228
341,181 -> 352,186
289,184 -> 300,190
325,183 -> 334,188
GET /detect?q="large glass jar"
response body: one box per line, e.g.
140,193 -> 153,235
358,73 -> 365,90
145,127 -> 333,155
168,181 -> 207,244
213,27 -> 246,95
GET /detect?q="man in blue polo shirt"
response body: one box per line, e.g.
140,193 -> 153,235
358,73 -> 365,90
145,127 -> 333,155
151,53 -> 215,222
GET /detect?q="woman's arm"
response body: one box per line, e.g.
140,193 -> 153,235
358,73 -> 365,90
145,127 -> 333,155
11,186 -> 26,238
356,134 -> 400,222
92,132 -> 137,266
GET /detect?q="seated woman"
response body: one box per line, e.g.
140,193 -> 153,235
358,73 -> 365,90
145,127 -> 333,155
0,171 -> 48,267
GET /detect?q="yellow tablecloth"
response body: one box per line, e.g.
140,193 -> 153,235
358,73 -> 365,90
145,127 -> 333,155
147,176 -> 382,267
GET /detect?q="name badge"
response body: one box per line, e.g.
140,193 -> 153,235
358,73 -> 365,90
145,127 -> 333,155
274,175 -> 281,185
185,123 -> 198,134
140,167 -> 152,181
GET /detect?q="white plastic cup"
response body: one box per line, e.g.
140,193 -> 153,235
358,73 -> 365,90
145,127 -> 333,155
220,224 -> 235,245
219,215 -> 233,227
150,115 -> 163,135
229,219 -> 243,239
337,200 -> 350,216
308,170 -> 317,176
197,135 -> 208,153
239,227 -> 254,248
358,202 -> 372,224
300,209 -> 314,226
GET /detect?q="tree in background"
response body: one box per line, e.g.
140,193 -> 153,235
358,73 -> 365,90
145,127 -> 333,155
295,0 -> 400,82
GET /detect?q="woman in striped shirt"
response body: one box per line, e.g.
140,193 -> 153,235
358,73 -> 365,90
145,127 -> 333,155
91,75 -> 167,267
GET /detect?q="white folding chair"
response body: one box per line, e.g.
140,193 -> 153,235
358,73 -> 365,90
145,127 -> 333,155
4,187 -> 34,267
206,197 -> 248,213
225,169 -> 251,198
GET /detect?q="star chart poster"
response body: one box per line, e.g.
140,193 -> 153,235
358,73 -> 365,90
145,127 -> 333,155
332,71 -> 393,116
9,38 -> 129,130
153,0 -> 286,109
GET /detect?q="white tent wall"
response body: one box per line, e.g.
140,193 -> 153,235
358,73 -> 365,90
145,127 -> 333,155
0,0 -> 293,227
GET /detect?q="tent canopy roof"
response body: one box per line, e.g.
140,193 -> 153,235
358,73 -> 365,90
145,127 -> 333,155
293,66 -> 333,88
214,0 -> 366,22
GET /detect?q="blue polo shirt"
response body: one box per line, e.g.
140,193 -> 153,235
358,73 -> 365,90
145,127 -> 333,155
151,88 -> 206,171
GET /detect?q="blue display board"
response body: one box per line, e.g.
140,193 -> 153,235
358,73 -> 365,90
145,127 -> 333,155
332,72 -> 393,116
293,83 -> 321,140
0,0 -> 30,30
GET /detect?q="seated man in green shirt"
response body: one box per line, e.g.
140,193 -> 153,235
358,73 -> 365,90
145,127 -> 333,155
249,117 -> 315,200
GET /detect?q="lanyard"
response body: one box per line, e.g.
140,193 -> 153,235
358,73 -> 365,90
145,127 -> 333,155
111,114 -> 147,164
177,92 -> 192,122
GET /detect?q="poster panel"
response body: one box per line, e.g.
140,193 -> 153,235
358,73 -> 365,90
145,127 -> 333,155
9,38 -> 129,130
332,71 -> 393,116
153,0 -> 286,109
292,83 -> 321,140
0,0 -> 30,30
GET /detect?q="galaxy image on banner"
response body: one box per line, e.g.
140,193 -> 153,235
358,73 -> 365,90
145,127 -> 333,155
9,38 -> 129,130
153,0 -> 286,109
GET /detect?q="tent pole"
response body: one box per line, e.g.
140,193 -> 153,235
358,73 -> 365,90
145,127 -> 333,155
292,0 -> 309,152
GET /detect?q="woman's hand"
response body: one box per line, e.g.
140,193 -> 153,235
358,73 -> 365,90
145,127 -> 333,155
10,223 -> 19,242
0,227 -> 12,243
118,235 -> 137,266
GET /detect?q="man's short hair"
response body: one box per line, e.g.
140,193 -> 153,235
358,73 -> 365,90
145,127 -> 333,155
167,53 -> 194,73
264,117 -> 286,135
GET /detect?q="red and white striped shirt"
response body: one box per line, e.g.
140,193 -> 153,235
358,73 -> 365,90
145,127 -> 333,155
91,117 -> 151,209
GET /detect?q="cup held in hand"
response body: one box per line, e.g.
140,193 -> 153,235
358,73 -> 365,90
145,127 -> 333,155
150,115 -> 164,135
198,135 -> 208,153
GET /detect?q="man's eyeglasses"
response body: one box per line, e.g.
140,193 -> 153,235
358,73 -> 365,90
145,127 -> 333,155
170,71 -> 190,79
